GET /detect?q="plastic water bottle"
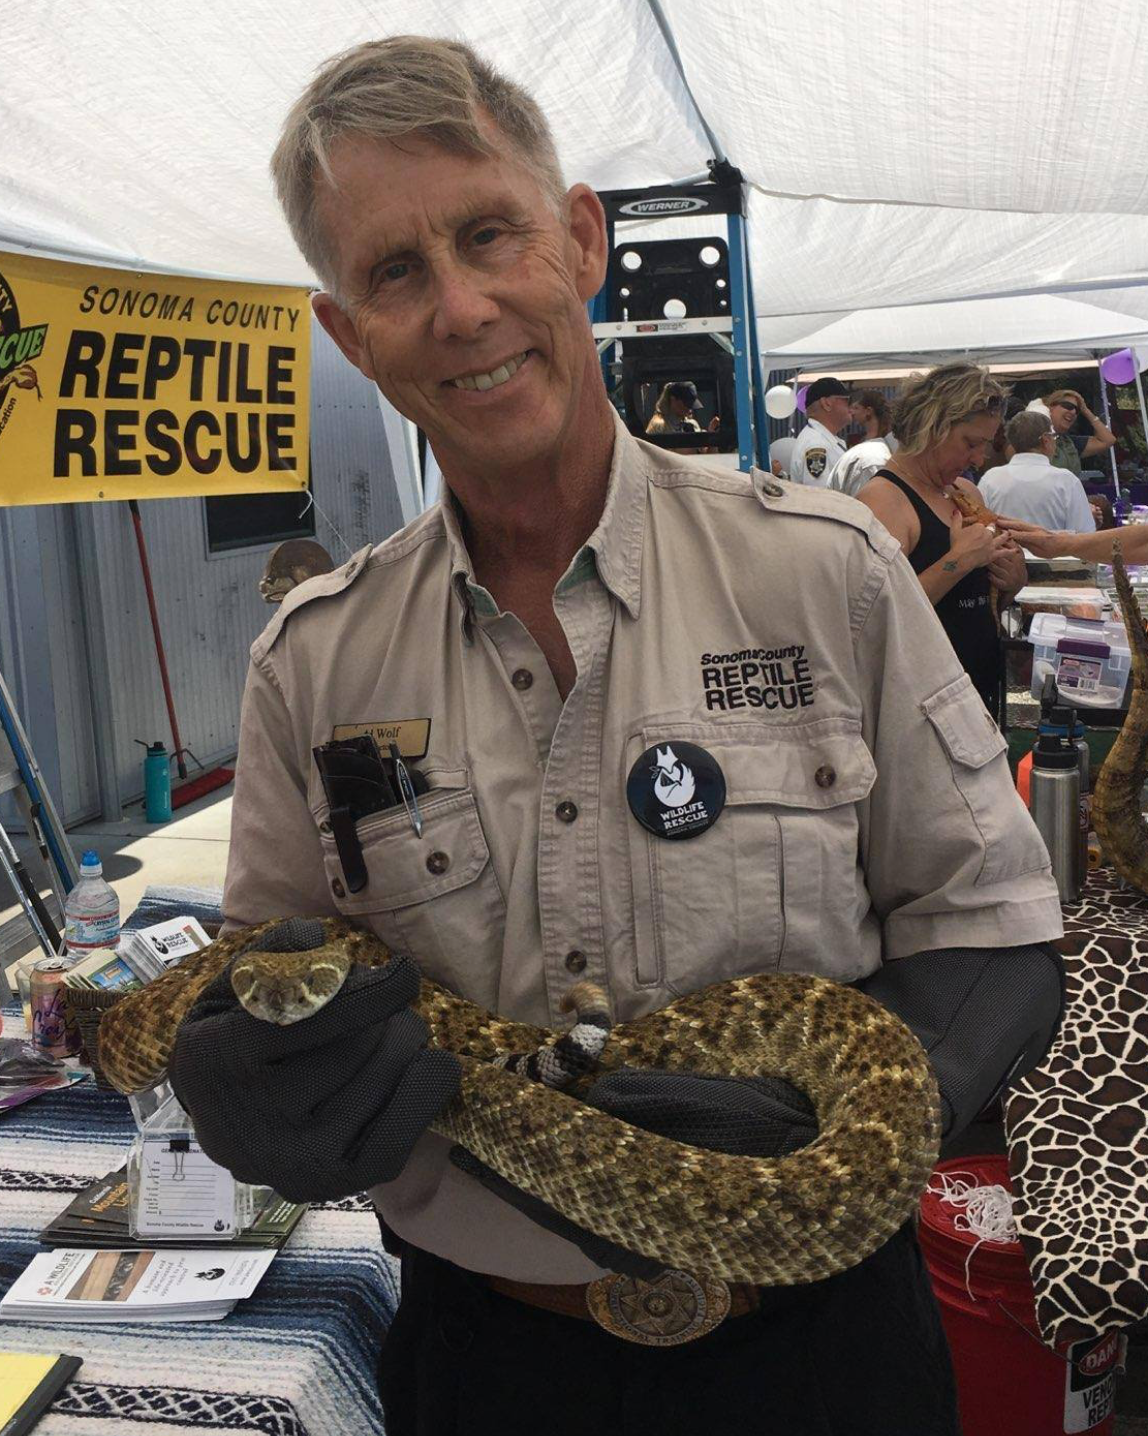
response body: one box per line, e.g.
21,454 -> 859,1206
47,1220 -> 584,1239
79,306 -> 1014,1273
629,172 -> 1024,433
64,850 -> 121,957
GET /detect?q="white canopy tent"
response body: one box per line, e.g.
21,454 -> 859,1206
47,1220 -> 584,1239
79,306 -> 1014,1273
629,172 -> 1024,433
6,0 -> 1148,312
6,0 -> 1148,481
758,294 -> 1148,371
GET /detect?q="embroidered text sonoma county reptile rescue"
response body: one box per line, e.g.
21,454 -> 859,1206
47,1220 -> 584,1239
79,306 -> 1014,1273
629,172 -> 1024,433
700,646 -> 815,712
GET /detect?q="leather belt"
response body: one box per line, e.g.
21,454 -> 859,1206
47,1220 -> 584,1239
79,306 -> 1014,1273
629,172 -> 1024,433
485,1270 -> 759,1347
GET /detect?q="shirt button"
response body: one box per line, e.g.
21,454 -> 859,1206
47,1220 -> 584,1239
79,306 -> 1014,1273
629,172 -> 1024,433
331,877 -> 346,898
511,668 -> 534,691
814,765 -> 837,789
565,949 -> 587,974
426,851 -> 450,875
555,801 -> 579,824
761,479 -> 785,498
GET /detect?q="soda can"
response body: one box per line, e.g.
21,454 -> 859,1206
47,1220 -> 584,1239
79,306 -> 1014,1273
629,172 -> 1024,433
30,957 -> 81,1059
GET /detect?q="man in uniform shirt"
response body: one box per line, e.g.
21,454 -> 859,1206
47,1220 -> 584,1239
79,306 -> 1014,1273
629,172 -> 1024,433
170,37 -> 1063,1436
788,377 -> 850,485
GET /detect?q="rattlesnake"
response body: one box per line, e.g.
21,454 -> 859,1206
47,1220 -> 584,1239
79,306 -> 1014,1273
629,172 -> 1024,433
99,919 -> 941,1285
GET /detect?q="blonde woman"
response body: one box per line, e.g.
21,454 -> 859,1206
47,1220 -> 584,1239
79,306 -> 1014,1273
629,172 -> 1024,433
856,363 -> 1026,711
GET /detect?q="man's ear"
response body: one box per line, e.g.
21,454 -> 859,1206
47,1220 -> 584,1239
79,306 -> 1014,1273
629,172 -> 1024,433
565,183 -> 609,303
312,292 -> 370,379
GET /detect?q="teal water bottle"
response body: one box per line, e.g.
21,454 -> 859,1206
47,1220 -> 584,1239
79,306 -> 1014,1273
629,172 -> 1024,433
138,740 -> 172,823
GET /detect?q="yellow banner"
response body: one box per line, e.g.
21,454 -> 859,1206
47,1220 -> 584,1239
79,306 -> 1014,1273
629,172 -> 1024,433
0,252 -> 310,505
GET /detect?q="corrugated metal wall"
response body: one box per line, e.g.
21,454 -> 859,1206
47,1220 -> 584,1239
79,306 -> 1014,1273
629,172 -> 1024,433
0,318 -> 405,825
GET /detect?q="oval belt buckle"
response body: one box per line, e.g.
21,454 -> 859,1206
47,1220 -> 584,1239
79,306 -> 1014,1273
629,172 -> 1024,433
585,1270 -> 732,1346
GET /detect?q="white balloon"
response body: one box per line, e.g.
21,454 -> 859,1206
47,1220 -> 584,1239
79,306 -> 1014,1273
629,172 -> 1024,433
765,384 -> 797,419
769,436 -> 795,472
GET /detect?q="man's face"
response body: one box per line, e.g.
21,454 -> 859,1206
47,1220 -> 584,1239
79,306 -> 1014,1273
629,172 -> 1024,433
819,393 -> 852,433
311,123 -> 607,478
1048,397 -> 1079,434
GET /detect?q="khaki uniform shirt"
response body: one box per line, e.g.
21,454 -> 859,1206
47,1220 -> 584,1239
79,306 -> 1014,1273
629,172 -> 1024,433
788,417 -> 846,487
224,413 -> 1062,1283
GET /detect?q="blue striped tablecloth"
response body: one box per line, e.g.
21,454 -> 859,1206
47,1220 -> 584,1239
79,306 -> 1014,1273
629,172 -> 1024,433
1,887 -> 395,1435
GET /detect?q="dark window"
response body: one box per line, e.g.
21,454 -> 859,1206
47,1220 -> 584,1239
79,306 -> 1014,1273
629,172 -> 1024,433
204,474 -> 315,554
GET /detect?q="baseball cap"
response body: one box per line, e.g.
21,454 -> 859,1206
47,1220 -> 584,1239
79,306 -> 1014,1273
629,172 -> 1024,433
667,381 -> 703,409
804,377 -> 849,406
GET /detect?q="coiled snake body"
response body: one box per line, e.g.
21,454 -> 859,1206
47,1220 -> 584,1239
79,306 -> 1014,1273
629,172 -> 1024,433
99,919 -> 941,1285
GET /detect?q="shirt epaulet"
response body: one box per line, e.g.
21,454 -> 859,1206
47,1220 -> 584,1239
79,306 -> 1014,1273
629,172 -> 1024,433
251,543 -> 374,665
749,468 -> 901,561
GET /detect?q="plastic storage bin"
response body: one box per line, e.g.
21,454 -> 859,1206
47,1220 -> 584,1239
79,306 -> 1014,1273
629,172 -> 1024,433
1029,612 -> 1132,708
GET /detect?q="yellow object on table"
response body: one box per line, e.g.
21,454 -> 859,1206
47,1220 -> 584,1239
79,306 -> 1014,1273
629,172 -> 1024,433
0,1351 -> 82,1433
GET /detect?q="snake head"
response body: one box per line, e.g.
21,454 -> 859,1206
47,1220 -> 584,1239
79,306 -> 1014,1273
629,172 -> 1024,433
230,917 -> 351,1025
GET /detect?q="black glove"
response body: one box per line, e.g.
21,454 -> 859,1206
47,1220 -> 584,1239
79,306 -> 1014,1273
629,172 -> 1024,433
854,943 -> 1064,1141
170,919 -> 460,1202
450,1067 -> 817,1276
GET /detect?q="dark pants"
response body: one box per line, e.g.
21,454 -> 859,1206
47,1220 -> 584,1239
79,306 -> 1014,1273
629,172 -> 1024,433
377,1225 -> 960,1436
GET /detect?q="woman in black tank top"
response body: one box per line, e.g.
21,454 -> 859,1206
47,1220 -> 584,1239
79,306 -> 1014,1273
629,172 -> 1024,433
854,365 -> 1026,716
874,470 -> 1000,709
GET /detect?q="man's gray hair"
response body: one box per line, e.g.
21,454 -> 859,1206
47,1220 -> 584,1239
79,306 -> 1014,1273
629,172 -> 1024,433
1006,409 -> 1055,454
271,35 -> 566,296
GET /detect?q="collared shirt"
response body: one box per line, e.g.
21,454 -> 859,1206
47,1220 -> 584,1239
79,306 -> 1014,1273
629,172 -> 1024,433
788,418 -> 846,486
223,413 -> 1062,1283
828,438 -> 892,497
1052,433 -> 1088,478
978,453 -> 1097,533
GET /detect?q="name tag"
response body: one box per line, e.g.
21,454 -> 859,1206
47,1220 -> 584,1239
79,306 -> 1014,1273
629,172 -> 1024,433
331,719 -> 430,759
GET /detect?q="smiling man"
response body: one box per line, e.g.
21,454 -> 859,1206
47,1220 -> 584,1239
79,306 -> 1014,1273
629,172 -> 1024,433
170,36 -> 1065,1436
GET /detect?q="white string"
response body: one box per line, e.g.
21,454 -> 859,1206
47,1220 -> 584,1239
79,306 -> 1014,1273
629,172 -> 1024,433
927,1169 -> 1018,1300
299,489 -> 356,560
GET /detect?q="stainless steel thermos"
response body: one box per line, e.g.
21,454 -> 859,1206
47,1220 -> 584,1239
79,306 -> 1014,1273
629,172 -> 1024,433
1029,726 -> 1083,902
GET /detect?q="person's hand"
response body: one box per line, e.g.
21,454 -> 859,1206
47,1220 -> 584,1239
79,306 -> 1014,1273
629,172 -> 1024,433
169,921 -> 461,1202
988,534 -> 1026,591
771,458 -> 785,478
995,518 -> 1069,559
946,513 -> 997,570
1071,392 -> 1094,421
707,415 -> 721,433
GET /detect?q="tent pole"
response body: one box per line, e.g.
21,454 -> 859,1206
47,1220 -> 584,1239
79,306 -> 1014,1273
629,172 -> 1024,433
643,0 -> 727,163
1094,351 -> 1121,497
1133,360 -> 1148,492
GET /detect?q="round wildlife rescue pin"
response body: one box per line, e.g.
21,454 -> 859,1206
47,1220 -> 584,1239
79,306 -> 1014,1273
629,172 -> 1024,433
626,741 -> 726,841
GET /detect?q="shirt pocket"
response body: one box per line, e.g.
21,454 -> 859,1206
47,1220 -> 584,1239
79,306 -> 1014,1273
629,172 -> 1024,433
921,675 -> 1047,887
626,722 -> 877,995
314,767 -> 506,1000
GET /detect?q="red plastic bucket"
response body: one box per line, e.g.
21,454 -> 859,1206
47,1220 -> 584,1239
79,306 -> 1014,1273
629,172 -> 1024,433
920,1155 -> 1118,1436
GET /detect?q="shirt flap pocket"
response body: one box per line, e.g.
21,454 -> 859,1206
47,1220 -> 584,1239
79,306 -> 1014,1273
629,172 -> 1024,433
643,721 -> 876,809
921,676 -> 1006,769
316,767 -> 491,913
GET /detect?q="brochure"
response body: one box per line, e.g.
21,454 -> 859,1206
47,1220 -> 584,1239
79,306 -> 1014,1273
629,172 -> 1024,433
62,949 -> 141,994
120,917 -> 212,983
0,1248 -> 276,1324
39,1168 -> 306,1251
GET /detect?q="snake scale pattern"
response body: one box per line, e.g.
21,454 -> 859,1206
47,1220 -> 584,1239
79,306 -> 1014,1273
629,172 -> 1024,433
99,919 -> 941,1285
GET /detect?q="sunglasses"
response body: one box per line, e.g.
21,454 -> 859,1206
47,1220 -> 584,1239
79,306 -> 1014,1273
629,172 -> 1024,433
1052,401 -> 1079,414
